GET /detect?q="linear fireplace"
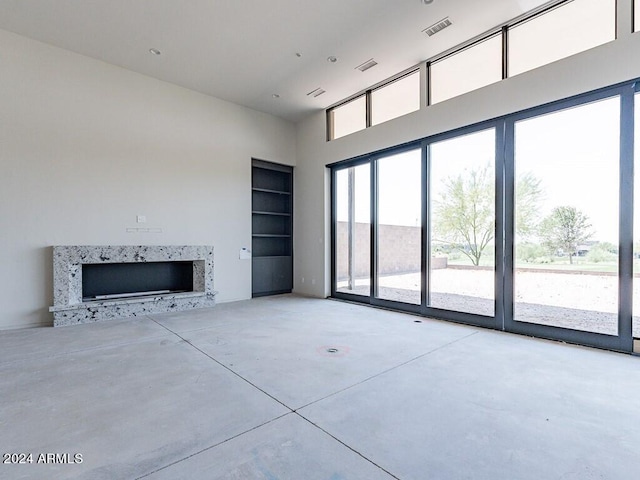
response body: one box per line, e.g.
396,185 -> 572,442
49,245 -> 216,326
82,261 -> 194,301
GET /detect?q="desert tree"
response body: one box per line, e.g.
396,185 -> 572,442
515,172 -> 543,239
433,165 -> 493,266
433,165 -> 542,266
539,206 -> 593,264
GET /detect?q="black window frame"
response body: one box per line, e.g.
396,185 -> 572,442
329,77 -> 638,353
327,69 -> 421,141
326,0 -> 620,141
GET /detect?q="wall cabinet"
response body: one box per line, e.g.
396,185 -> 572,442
252,160 -> 293,297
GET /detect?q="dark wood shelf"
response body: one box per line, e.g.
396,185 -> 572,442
252,187 -> 291,195
252,211 -> 291,216
252,234 -> 291,238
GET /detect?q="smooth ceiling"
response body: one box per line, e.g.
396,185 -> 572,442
0,0 -> 549,121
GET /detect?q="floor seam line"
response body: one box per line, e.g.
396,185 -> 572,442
148,317 -> 296,413
294,412 -> 401,480
135,412 -> 293,479
295,330 -> 480,411
144,314 -> 236,335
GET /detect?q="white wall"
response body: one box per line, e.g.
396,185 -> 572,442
294,31 -> 640,299
0,29 -> 296,329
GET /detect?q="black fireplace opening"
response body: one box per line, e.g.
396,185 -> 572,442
82,261 -> 194,301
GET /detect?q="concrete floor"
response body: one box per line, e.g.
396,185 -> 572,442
1,294 -> 639,480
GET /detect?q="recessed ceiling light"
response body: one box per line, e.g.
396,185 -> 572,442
149,48 -> 161,56
327,56 -> 337,63
422,0 -> 434,4
272,94 -> 280,99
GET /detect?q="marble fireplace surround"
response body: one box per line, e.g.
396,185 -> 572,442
49,245 -> 216,326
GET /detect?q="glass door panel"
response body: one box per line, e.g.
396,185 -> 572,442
429,129 -> 496,316
375,149 -> 422,304
634,92 -> 640,339
514,97 -> 620,334
335,164 -> 371,296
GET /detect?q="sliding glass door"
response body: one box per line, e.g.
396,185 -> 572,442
331,81 -> 636,352
512,97 -> 620,335
334,163 -> 371,297
332,125 -> 498,320
429,129 -> 496,316
375,149 -> 422,305
634,91 -> 640,339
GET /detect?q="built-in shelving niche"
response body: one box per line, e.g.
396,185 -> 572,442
251,159 -> 293,297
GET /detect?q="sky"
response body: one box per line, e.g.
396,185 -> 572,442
516,96 -> 620,243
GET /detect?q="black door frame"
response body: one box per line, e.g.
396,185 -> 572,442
329,78 -> 637,353
503,83 -> 635,352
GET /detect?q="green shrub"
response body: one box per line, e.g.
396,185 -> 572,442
586,243 -> 617,263
516,243 -> 548,263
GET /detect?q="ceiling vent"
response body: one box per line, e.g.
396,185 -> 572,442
355,58 -> 378,72
307,87 -> 326,98
423,17 -> 452,37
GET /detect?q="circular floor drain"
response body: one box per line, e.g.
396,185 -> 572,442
317,345 -> 350,357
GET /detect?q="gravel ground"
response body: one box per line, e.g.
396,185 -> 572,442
338,269 -> 640,337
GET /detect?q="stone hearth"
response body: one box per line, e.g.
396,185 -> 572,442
49,245 -> 216,326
